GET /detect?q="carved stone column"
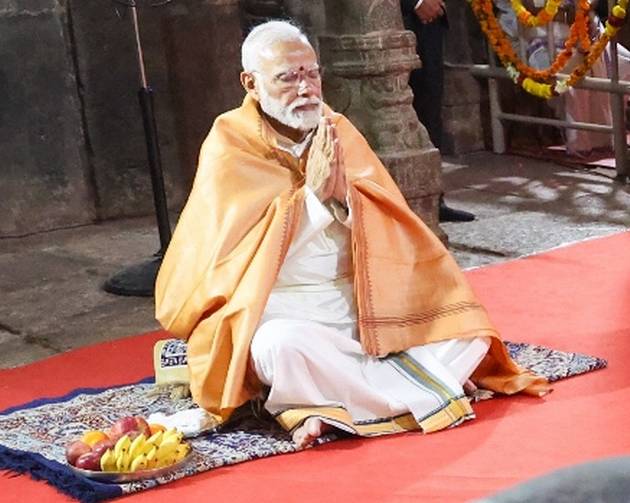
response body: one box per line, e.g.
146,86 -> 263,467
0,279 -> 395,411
318,0 -> 443,234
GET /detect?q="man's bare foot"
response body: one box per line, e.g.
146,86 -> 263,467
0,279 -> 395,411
292,417 -> 331,449
463,379 -> 495,402
463,379 -> 478,395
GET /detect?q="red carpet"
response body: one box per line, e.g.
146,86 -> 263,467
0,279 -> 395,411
2,232 -> 630,502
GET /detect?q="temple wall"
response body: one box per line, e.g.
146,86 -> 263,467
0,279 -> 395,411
2,0 -> 494,237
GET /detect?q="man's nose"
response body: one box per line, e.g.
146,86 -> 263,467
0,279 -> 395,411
297,78 -> 318,96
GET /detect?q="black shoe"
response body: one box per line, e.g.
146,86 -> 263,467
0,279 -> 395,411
439,199 -> 475,223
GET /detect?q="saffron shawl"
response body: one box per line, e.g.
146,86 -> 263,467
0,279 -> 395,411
155,96 -> 548,423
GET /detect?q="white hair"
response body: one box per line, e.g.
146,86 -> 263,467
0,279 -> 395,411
241,20 -> 312,73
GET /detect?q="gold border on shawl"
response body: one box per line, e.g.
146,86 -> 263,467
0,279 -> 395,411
275,400 -> 474,437
276,407 -> 420,436
349,187 -> 380,355
418,397 -> 474,433
387,353 -> 475,432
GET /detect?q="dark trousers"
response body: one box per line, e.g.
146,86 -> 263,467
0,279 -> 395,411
405,20 -> 446,150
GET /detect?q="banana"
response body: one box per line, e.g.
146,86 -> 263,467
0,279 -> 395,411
130,454 -> 148,472
145,445 -> 158,469
161,428 -> 183,445
115,451 -> 131,472
146,430 -> 163,447
140,439 -> 154,456
99,448 -> 117,472
103,430 -> 188,472
174,443 -> 190,462
113,435 -> 131,459
162,427 -> 178,437
154,440 -> 179,468
128,434 -> 148,460
156,441 -> 179,462
154,438 -> 191,468
155,454 -> 177,469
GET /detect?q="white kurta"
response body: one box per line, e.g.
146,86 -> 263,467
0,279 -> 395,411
250,183 -> 491,435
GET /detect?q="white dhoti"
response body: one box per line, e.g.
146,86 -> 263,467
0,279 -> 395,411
251,183 -> 490,436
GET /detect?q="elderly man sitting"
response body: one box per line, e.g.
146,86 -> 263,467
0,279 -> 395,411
155,20 -> 548,448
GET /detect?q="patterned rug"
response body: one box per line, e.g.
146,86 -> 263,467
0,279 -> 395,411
0,341 -> 606,503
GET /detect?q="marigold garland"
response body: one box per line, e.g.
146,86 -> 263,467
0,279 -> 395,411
471,0 -> 590,82
469,0 -> 628,98
511,0 -> 562,26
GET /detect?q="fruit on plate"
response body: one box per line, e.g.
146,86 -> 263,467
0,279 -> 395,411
134,417 -> 151,437
107,415 -> 152,441
81,430 -> 109,447
65,440 -> 92,465
101,427 -> 190,473
65,417 -> 188,473
75,451 -> 102,471
148,423 -> 166,435
91,438 -> 115,457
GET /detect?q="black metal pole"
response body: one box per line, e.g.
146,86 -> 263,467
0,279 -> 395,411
130,1 -> 172,252
138,86 -> 172,253
103,1 -> 172,297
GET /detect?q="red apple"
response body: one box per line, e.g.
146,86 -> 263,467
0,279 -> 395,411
65,440 -> 92,466
134,416 -> 151,436
75,451 -> 102,471
91,439 -> 115,458
107,416 -> 138,441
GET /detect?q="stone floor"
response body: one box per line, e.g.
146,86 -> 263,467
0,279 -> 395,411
1,151 -> 628,369
441,152 -> 629,268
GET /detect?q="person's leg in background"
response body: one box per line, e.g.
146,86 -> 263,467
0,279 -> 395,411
406,13 -> 475,222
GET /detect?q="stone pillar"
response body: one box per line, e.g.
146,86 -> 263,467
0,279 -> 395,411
0,0 -> 94,237
282,0 -> 326,52
162,0 -> 244,190
441,0 -> 485,154
318,0 -> 443,233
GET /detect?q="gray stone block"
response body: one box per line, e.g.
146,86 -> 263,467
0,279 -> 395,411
0,0 -> 52,14
0,249 -> 99,294
443,205 -> 625,260
440,188 -> 527,219
0,217 -> 160,358
68,0 -> 185,220
441,152 -> 629,260
0,338 -> 58,369
443,68 -> 482,107
442,103 -> 485,155
44,298 -> 159,353
0,3 -> 93,237
161,0 -> 244,188
0,329 -> 19,346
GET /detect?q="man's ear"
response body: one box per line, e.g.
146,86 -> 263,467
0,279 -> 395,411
240,72 -> 260,101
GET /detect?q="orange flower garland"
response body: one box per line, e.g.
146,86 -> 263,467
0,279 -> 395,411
469,0 -> 628,98
471,0 -> 590,81
511,0 -> 562,26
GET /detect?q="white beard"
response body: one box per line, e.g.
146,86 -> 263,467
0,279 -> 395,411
257,84 -> 322,132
